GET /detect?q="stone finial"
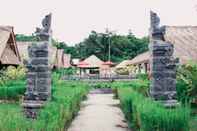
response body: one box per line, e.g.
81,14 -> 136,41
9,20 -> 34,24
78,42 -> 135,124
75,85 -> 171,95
149,11 -> 165,41
150,11 -> 160,30
35,13 -> 52,41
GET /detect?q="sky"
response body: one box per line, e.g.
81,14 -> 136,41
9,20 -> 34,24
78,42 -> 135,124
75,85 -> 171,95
0,0 -> 197,45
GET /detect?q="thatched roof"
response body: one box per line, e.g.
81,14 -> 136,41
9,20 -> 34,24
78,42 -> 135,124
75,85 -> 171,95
129,26 -> 197,65
0,26 -> 21,65
115,60 -> 132,69
164,26 -> 197,64
129,52 -> 150,65
79,55 -> 104,68
17,42 -> 57,66
17,42 -> 29,60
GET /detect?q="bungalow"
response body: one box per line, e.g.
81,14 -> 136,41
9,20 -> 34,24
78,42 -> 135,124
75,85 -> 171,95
0,26 -> 21,68
77,55 -> 104,77
77,55 -> 116,77
129,26 -> 197,74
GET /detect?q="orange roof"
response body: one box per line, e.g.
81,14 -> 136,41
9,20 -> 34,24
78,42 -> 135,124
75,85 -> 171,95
102,61 -> 115,66
77,61 -> 89,68
78,55 -> 104,68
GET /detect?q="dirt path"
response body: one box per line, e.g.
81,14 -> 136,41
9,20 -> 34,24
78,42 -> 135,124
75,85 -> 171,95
67,90 -> 130,131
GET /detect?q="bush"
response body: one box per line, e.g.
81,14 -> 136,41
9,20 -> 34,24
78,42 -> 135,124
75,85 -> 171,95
176,62 -> 197,103
118,88 -> 190,131
0,66 -> 26,100
136,73 -> 149,81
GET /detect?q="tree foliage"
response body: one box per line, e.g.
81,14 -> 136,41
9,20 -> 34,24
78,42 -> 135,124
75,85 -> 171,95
74,31 -> 149,62
15,34 -> 37,42
56,30 -> 149,62
176,61 -> 197,103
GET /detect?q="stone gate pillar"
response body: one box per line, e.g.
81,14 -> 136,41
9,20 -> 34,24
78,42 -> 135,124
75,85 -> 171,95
22,13 -> 52,118
149,11 -> 179,107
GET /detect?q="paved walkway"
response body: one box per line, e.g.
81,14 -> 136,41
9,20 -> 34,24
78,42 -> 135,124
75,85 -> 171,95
67,90 -> 130,131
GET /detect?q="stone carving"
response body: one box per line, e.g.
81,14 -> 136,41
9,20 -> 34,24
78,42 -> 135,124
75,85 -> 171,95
22,14 -> 52,118
35,13 -> 52,41
149,11 -> 179,107
149,11 -> 165,41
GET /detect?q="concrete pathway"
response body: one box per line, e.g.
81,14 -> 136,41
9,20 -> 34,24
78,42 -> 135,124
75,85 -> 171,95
67,90 -> 130,131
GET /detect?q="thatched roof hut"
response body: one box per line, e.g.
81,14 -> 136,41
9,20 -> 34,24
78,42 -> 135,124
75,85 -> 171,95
78,55 -> 104,68
0,26 -> 21,66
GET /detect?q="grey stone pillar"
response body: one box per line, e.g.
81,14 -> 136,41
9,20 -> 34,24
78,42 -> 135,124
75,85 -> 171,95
22,14 -> 52,118
149,11 -> 179,107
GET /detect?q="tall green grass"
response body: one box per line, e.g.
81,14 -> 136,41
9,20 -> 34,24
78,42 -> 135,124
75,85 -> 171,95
118,88 -> 190,131
0,80 -> 26,100
0,66 -> 26,100
111,80 -> 150,96
0,80 -> 89,131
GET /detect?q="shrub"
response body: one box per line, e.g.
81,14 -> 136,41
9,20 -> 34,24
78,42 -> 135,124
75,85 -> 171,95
4,66 -> 26,80
176,62 -> 197,103
136,73 -> 149,81
118,88 -> 190,131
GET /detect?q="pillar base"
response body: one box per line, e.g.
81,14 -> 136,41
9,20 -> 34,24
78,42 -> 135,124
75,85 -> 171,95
22,100 -> 44,119
160,100 -> 179,108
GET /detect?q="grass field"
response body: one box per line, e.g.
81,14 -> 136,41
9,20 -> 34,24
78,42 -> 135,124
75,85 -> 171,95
0,79 -> 89,131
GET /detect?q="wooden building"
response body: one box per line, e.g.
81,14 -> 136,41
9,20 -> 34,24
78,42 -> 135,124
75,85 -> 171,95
0,26 -> 21,68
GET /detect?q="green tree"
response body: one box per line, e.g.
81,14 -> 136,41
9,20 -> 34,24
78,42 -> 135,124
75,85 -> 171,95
73,30 -> 149,62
